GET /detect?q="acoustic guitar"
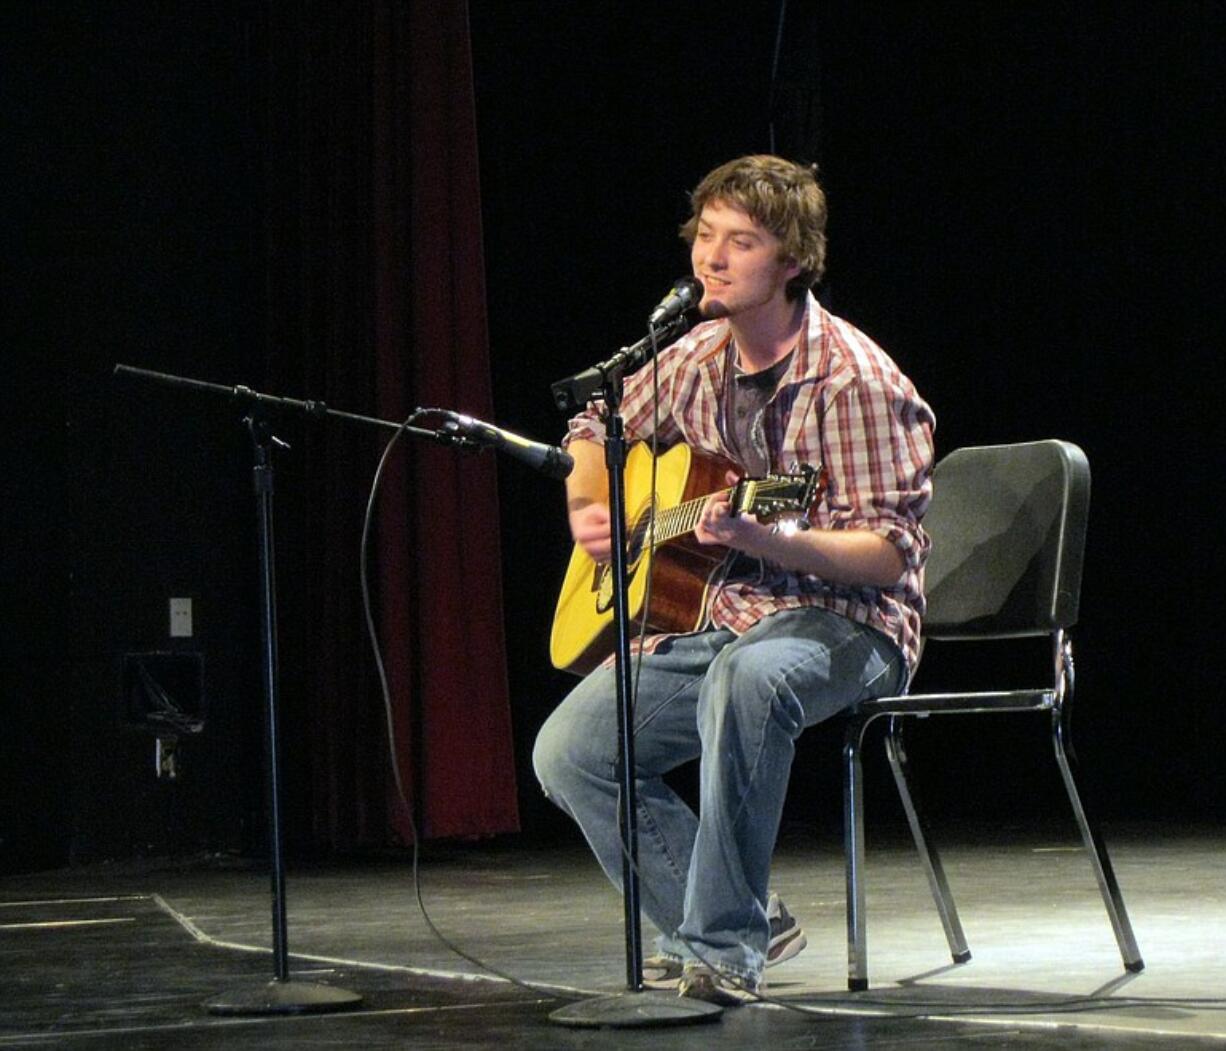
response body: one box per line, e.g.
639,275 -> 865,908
549,442 -> 823,675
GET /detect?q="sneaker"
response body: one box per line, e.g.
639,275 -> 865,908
677,962 -> 761,1007
646,893 -> 805,988
767,891 -> 807,967
642,953 -> 684,989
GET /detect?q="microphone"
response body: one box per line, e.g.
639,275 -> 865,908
648,276 -> 703,327
444,413 -> 574,480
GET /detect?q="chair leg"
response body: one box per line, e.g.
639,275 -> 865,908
885,717 -> 972,965
1051,697 -> 1145,972
843,713 -> 871,991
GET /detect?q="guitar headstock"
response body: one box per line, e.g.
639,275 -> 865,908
730,464 -> 825,525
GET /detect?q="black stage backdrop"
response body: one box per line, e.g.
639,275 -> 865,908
4,0 -> 521,871
3,2 -> 1223,872
470,2 -> 1226,837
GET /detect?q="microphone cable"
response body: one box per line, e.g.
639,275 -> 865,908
358,409 -> 583,1004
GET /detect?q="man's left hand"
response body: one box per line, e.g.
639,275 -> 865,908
695,483 -> 772,554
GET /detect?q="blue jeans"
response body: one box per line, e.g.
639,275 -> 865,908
533,606 -> 907,982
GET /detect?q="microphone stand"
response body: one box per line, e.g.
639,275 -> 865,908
113,364 -> 480,1016
546,318 -> 722,1028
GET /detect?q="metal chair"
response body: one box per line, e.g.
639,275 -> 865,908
842,439 -> 1144,990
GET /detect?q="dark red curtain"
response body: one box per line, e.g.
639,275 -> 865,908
264,0 -> 518,851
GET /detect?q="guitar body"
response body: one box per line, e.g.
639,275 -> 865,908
549,443 -> 734,676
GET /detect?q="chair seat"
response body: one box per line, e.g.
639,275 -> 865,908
859,688 -> 1056,717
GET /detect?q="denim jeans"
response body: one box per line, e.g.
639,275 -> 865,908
532,606 -> 907,981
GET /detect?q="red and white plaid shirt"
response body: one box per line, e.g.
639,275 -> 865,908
565,293 -> 936,675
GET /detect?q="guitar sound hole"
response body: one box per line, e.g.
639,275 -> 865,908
626,502 -> 656,566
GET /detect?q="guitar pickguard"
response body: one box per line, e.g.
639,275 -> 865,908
592,496 -> 658,614
592,563 -> 613,613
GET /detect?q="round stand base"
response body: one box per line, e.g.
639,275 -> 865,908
549,991 -> 723,1029
205,978 -> 364,1016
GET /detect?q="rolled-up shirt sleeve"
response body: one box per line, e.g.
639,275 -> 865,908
820,375 -> 936,573
564,405 -> 605,447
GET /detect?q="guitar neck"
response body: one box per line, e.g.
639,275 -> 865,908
637,489 -> 731,549
633,472 -> 816,552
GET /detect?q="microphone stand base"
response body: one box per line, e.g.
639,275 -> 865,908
549,990 -> 723,1029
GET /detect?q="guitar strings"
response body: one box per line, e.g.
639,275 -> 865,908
628,477 -> 807,553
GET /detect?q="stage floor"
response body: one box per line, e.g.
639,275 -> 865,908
1,822 -> 1223,1048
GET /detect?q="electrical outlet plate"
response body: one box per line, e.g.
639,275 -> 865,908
169,597 -> 193,637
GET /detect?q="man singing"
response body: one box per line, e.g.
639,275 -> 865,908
534,155 -> 935,1005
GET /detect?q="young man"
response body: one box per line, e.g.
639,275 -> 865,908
533,155 -> 935,1005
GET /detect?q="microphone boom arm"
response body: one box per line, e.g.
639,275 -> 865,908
549,312 -> 691,414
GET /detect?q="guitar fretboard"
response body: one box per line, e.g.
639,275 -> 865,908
628,478 -> 804,552
631,491 -> 728,551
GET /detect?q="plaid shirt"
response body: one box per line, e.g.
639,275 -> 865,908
565,293 -> 936,675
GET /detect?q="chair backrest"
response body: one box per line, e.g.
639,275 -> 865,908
922,440 -> 1090,640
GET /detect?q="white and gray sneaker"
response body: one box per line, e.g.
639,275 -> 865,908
642,953 -> 684,988
677,962 -> 761,1007
641,893 -> 807,990
766,891 -> 808,966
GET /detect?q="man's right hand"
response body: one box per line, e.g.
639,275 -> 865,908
569,501 -> 613,563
